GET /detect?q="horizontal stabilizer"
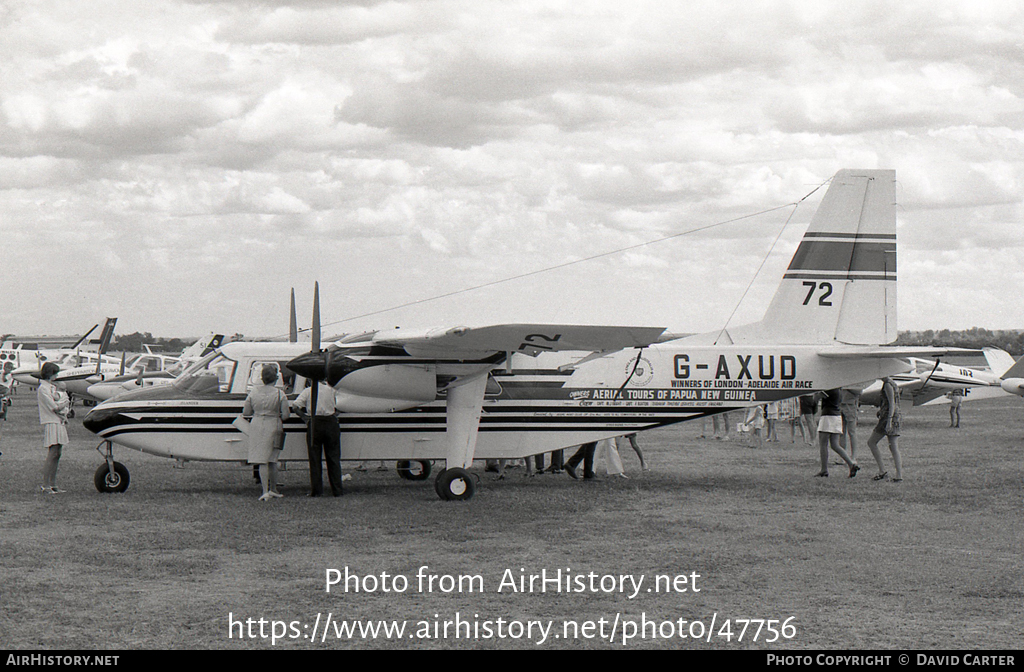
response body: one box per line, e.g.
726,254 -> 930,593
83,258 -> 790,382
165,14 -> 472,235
374,324 -> 666,359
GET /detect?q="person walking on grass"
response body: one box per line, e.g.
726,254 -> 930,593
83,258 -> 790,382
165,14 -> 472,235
867,376 -> 903,482
816,388 -> 859,478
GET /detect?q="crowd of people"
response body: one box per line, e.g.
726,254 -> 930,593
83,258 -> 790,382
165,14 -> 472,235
698,384 -> 906,482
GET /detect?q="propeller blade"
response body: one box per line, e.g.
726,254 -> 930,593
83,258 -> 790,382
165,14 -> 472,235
289,288 -> 298,343
312,282 -> 321,353
921,359 -> 942,387
119,352 -> 126,376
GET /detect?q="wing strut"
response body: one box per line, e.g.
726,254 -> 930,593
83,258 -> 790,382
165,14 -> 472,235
434,371 -> 490,501
444,371 -> 489,470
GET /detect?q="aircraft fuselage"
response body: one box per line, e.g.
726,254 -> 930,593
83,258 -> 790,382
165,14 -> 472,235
83,341 -> 909,463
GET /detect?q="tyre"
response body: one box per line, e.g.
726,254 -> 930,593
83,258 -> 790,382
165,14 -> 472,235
94,462 -> 130,493
396,460 -> 432,481
435,467 -> 476,501
434,468 -> 447,498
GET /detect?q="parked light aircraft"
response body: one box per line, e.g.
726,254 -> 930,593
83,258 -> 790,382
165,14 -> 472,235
2,319 -> 114,380
11,318 -> 120,390
859,355 -> 1002,407
1,332 -> 90,376
84,170 -> 976,499
84,334 -> 225,401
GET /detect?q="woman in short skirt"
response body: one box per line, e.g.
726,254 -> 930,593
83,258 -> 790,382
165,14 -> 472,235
36,361 -> 70,493
816,388 -> 859,478
867,376 -> 903,482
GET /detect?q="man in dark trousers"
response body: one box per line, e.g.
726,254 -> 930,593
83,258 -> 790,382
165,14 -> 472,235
564,441 -> 597,480
292,381 -> 343,497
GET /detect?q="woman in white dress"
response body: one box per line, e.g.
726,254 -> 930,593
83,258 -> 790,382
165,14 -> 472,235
242,365 -> 290,500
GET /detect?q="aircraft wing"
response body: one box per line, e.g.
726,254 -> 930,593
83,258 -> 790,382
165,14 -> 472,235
372,324 -> 667,359
909,387 -> 950,406
817,346 -> 983,359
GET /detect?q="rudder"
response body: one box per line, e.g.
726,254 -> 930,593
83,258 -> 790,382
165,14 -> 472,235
755,169 -> 896,345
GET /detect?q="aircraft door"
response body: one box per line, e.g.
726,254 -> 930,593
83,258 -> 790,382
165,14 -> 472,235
245,361 -> 296,393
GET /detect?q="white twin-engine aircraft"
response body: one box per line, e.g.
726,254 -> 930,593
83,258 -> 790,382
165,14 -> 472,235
858,352 -> 1007,407
10,318 -> 121,392
83,169 -> 969,499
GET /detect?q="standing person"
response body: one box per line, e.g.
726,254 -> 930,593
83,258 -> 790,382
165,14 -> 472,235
242,365 -> 290,501
744,404 -> 765,448
867,376 -> 903,482
36,362 -> 70,493
816,388 -> 859,478
0,379 -> 9,422
622,433 -> 648,471
292,381 -> 343,497
765,402 -> 780,442
713,411 -> 732,440
838,387 -> 862,460
799,394 -> 819,446
564,441 -> 597,480
544,449 -> 564,474
948,388 -> 964,428
593,438 -> 626,478
778,396 -> 800,443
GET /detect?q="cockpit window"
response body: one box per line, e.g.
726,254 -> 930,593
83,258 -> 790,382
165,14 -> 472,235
133,355 -> 162,372
174,351 -> 237,394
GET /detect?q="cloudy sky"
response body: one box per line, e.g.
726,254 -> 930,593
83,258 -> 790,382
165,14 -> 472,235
2,0 -> 1022,341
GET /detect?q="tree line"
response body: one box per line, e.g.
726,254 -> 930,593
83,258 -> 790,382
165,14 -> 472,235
110,333 -> 245,353
894,328 -> 1024,356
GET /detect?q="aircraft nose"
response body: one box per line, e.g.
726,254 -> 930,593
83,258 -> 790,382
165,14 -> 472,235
287,351 -> 329,382
82,404 -> 120,435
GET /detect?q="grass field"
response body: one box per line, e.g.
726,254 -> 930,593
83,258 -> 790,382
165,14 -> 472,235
0,393 -> 1021,650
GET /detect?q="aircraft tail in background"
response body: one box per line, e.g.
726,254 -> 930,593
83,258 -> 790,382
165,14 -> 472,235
86,318 -> 118,354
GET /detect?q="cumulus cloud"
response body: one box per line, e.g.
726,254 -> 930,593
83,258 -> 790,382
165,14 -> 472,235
1,0 -> 1023,336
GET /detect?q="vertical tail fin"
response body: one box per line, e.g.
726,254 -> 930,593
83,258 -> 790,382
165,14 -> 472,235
90,318 -> 118,354
180,333 -> 224,360
734,169 -> 897,345
1000,354 -> 1024,381
982,347 -> 1016,377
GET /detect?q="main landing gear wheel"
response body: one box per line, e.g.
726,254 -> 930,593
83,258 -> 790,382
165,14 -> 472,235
94,462 -> 130,493
434,467 -> 476,501
396,460 -> 432,481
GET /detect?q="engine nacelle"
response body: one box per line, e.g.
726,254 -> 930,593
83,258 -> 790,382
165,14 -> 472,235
1000,378 -> 1024,397
333,364 -> 437,413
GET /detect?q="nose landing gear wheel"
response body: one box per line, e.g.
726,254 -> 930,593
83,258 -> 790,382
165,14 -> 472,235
434,467 -> 476,501
94,462 -> 130,493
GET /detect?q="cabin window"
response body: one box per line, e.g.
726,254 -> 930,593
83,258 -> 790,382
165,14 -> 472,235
174,352 -> 237,394
135,356 -> 161,372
